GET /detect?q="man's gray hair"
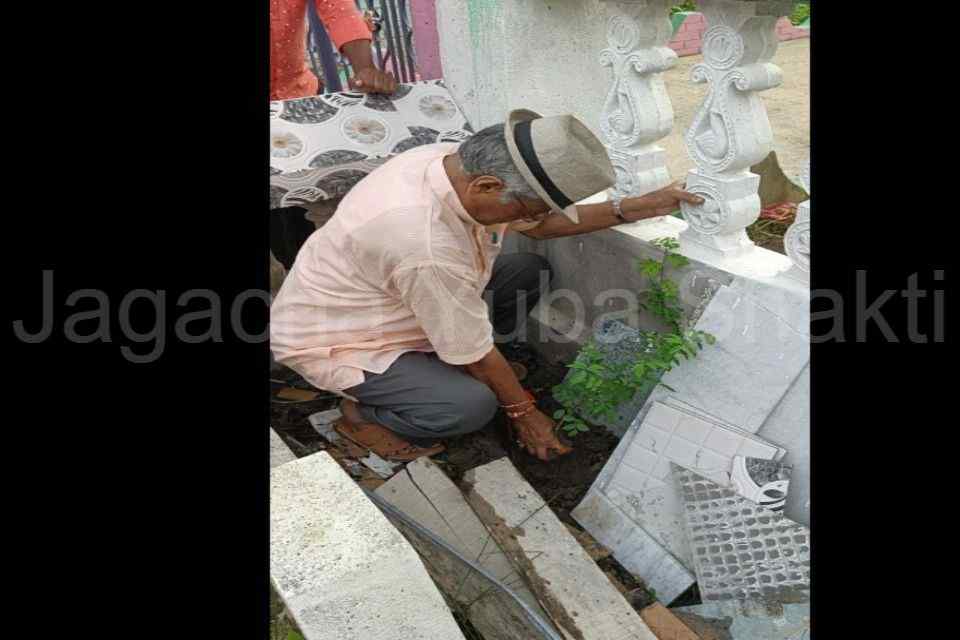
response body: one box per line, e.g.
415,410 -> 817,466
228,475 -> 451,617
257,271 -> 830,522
458,124 -> 540,203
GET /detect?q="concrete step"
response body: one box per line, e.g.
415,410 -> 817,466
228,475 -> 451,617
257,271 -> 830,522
271,451 -> 465,640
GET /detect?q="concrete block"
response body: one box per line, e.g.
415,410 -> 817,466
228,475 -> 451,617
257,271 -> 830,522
376,458 -> 555,639
464,457 -> 658,640
270,427 -> 297,469
672,600 -> 810,640
571,489 -> 695,605
271,452 -> 465,640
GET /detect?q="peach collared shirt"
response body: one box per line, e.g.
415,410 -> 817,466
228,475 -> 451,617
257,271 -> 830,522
270,143 -> 533,393
270,0 -> 371,101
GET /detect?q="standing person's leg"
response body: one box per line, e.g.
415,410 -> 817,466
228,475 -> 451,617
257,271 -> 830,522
343,352 -> 498,446
485,252 -> 553,341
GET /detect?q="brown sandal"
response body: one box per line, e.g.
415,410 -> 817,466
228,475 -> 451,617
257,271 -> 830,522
334,400 -> 445,462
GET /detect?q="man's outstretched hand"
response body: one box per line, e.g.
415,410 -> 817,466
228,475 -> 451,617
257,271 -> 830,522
621,181 -> 706,221
349,66 -> 398,94
514,409 -> 572,461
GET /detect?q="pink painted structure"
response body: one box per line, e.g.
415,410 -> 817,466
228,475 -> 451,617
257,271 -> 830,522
669,13 -> 808,57
409,0 -> 443,80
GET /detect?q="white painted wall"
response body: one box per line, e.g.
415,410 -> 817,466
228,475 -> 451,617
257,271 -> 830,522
436,0 -> 612,133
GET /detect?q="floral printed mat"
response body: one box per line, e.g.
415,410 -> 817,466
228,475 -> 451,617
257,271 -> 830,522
269,80 -> 473,208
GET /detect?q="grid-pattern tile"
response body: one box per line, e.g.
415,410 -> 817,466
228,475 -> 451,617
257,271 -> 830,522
674,466 -> 810,602
608,401 -> 783,493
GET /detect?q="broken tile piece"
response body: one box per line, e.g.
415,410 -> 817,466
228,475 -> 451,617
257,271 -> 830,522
465,457 -> 659,640
271,452 -> 466,639
729,456 -> 792,512
672,600 -> 810,640
307,409 -> 342,441
376,458 -> 556,640
572,489 -> 695,606
639,603 -> 700,640
674,465 -> 810,603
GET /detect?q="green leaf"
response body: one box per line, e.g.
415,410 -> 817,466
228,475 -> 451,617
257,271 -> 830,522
577,423 -> 590,432
553,409 -> 565,420
666,253 -> 688,268
286,632 -> 306,640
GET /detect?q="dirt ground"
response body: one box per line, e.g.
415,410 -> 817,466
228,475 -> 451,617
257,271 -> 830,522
660,38 -> 810,184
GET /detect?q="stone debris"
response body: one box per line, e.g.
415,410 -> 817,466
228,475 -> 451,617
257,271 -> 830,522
308,409 -> 402,479
674,465 -> 810,603
376,458 -> 556,640
464,457 -> 658,640
271,451 -> 465,640
672,600 -> 810,640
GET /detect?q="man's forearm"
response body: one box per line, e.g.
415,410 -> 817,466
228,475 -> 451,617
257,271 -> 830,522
520,198 -> 663,240
463,346 -> 528,406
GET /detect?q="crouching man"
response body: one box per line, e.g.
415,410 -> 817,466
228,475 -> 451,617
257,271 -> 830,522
270,109 -> 703,461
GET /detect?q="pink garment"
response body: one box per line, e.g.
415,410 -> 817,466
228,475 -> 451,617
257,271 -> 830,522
270,144 -> 524,394
270,0 -> 371,101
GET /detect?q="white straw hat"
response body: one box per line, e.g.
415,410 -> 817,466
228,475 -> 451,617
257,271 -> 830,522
504,109 -> 616,223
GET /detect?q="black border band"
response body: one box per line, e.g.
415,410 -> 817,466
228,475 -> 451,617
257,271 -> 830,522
514,120 -> 573,210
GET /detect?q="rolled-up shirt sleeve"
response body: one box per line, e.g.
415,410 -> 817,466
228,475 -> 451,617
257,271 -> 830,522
392,261 -> 494,365
316,0 -> 372,51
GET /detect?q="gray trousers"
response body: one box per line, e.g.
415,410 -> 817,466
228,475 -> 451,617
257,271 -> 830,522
344,252 -> 551,445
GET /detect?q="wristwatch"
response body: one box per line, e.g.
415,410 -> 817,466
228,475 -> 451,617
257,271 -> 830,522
611,197 -> 627,223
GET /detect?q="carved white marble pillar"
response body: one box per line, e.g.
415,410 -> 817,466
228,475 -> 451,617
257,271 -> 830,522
679,0 -> 794,257
599,0 -> 678,202
783,158 -> 810,281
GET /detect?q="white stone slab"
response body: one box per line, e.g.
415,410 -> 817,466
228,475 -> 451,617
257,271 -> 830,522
270,427 -> 297,469
271,452 -> 465,640
376,458 -> 555,639
571,489 -> 695,605
464,457 -> 657,640
757,363 -> 810,525
658,283 -> 809,434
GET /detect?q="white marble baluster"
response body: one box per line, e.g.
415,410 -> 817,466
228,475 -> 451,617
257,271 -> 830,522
679,0 -> 794,258
783,157 -> 810,281
599,0 -> 677,206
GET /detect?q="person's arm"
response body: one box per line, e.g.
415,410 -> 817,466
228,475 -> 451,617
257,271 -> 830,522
463,347 -> 571,461
518,181 -> 705,240
393,261 -> 568,461
315,0 -> 397,93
